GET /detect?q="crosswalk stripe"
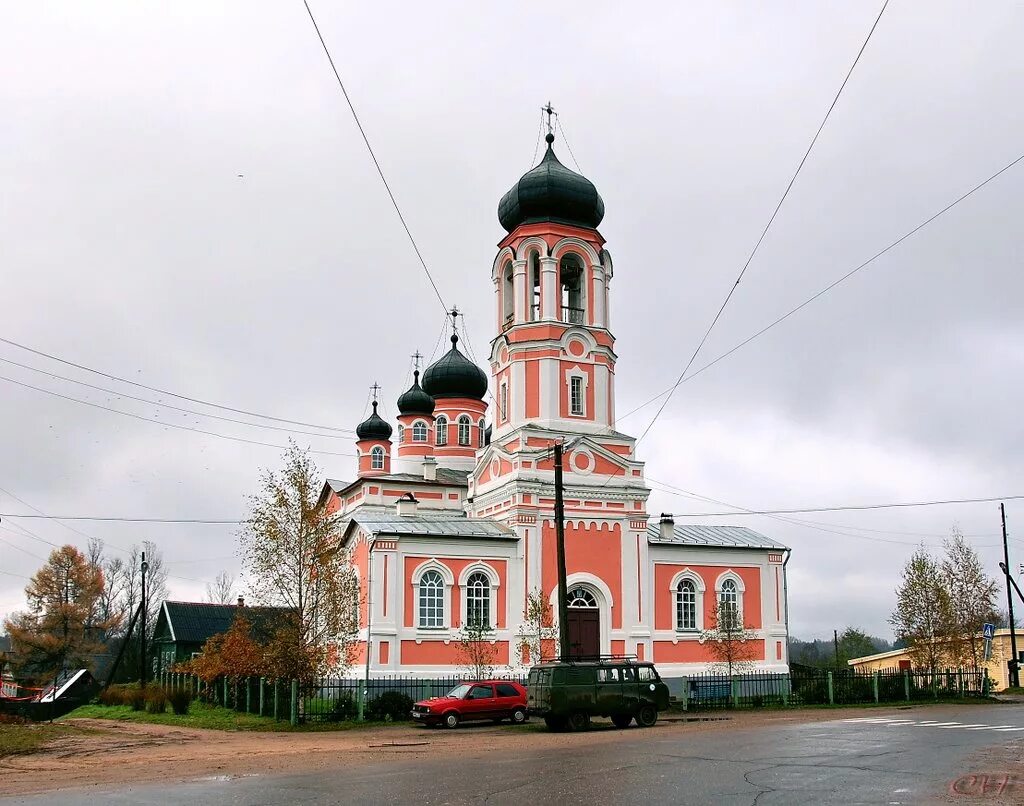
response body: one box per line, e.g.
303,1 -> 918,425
966,725 -> 1015,730
994,727 -> 1024,732
885,720 -> 919,725
923,722 -> 962,727
938,723 -> 986,729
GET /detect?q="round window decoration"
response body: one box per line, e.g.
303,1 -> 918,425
499,346 -> 509,364
567,339 -> 586,358
571,448 -> 594,475
490,458 -> 501,478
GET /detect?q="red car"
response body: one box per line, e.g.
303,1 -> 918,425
411,680 -> 528,728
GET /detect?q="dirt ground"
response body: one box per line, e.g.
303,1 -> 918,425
0,705 -> 990,798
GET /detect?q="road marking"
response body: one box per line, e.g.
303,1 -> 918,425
994,727 -> 1024,732
938,723 -> 987,729
885,720 -> 919,725
966,725 -> 1016,730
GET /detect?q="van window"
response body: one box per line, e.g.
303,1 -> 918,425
566,667 -> 593,684
620,667 -> 636,682
637,666 -> 656,681
597,668 -> 619,683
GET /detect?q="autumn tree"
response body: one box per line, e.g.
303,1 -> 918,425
516,588 -> 558,666
239,441 -> 359,682
700,599 -> 760,676
206,571 -> 236,605
457,620 -> 498,679
185,615 -> 264,684
941,530 -> 999,669
4,545 -> 118,679
890,547 -> 953,674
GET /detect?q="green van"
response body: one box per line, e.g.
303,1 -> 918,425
527,660 -> 671,731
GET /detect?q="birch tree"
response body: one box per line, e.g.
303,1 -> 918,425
941,530 -> 999,669
240,441 -> 358,681
890,547 -> 953,674
516,588 -> 558,666
700,600 -> 760,676
205,571 -> 236,605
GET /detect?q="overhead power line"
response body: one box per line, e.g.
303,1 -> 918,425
666,494 -> 1024,518
0,374 -> 357,458
0,355 -> 355,440
0,335 -> 351,434
616,147 -> 1024,426
634,0 -> 888,447
300,0 -> 448,315
0,513 -> 240,524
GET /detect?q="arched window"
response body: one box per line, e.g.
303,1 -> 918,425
719,578 -> 739,626
412,421 -> 427,442
567,586 -> 598,608
418,570 -> 444,628
370,446 -> 384,470
559,254 -> 585,324
435,415 -> 448,446
397,424 -> 405,444
529,252 -> 541,321
457,415 -> 471,446
502,261 -> 514,327
676,579 -> 696,631
465,571 -> 490,628
478,419 -> 486,448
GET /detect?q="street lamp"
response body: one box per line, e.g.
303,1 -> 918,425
139,552 -> 148,687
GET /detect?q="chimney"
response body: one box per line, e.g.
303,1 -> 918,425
659,513 -> 675,541
397,492 -> 419,517
422,456 -> 437,482
237,596 -> 245,608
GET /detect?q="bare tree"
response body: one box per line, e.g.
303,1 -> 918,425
942,530 -> 999,669
240,441 -> 359,681
205,571 -> 236,605
516,588 -> 558,666
890,547 -> 953,674
700,600 -> 760,676
457,621 -> 498,679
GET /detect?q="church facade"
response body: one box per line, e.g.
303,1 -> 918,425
322,129 -> 790,677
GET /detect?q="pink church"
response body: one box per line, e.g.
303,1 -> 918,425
322,129 -> 790,676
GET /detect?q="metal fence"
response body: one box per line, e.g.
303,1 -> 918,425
157,665 -> 989,725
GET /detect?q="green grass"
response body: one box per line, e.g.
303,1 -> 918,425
63,702 -> 393,732
0,722 -> 86,758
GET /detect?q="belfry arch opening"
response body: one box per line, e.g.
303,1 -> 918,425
502,261 -> 514,326
559,254 -> 585,324
529,252 -> 541,321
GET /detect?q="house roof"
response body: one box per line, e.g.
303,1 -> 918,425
344,506 -> 516,540
847,647 -> 909,666
157,601 -> 291,646
326,469 -> 470,496
647,523 -> 787,550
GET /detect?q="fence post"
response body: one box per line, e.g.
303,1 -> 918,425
357,677 -> 365,722
274,680 -> 280,720
731,676 -> 739,709
223,677 -> 228,707
782,673 -> 789,707
680,677 -> 689,712
904,670 -> 910,701
259,677 -> 265,716
827,671 -> 834,705
872,672 -> 879,704
290,679 -> 299,726
245,677 -> 252,713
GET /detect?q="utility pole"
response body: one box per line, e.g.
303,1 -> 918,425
139,551 -> 148,687
553,442 -> 570,661
1002,504 -> 1019,688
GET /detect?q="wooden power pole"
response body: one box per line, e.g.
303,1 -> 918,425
1003,503 -> 1019,688
553,442 -> 570,661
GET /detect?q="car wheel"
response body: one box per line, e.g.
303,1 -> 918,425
511,707 -> 527,724
611,714 -> 632,729
636,705 -> 658,728
443,711 -> 460,729
567,711 -> 590,732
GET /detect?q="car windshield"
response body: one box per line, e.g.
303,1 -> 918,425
445,684 -> 472,699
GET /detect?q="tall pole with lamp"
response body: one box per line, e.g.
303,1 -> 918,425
139,551 -> 148,687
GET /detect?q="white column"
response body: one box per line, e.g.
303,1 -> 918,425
540,257 -> 558,321
539,357 -> 559,422
512,259 -> 527,323
594,363 -> 609,426
592,265 -> 606,327
511,359 -> 526,426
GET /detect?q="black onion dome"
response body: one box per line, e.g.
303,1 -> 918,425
355,401 -> 393,441
421,334 -> 488,400
497,132 -> 605,233
396,370 -> 435,416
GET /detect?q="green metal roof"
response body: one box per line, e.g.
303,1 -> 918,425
156,601 -> 291,645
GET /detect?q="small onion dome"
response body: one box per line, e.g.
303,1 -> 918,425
355,401 -> 393,441
396,370 -> 435,416
497,132 -> 605,234
422,334 -> 488,401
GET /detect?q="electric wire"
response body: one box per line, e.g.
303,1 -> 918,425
300,0 -> 448,315
664,494 -> 1024,518
634,0 -> 888,448
0,374 -> 357,458
0,336 -> 351,434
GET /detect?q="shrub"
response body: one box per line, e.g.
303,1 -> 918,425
98,684 -> 136,707
168,688 -> 193,716
366,691 -> 413,722
329,693 -> 357,722
144,686 -> 167,714
129,686 -> 147,711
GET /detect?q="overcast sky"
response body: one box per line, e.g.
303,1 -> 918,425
2,1 -> 1022,642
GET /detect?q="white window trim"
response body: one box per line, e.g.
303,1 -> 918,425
715,570 -> 745,626
411,419 -> 428,443
477,418 -> 486,448
397,424 -> 405,444
499,382 -> 509,423
370,446 -> 385,470
458,562 -> 501,629
670,569 -> 705,633
457,414 -> 472,447
412,560 -> 455,630
564,365 -> 589,418
435,415 -> 449,446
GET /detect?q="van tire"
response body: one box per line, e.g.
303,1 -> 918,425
636,706 -> 658,727
611,714 -> 633,729
567,711 -> 590,732
544,715 -> 567,732
443,711 -> 460,729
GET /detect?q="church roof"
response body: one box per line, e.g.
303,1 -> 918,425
396,370 -> 435,416
647,523 -> 787,551
355,401 -> 393,441
497,132 -> 605,233
326,469 -> 470,493
421,334 -> 488,401
343,506 -> 516,540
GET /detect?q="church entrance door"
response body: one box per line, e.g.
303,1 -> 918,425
566,586 -> 601,660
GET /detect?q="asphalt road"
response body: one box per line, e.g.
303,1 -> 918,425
7,703 -> 1024,805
